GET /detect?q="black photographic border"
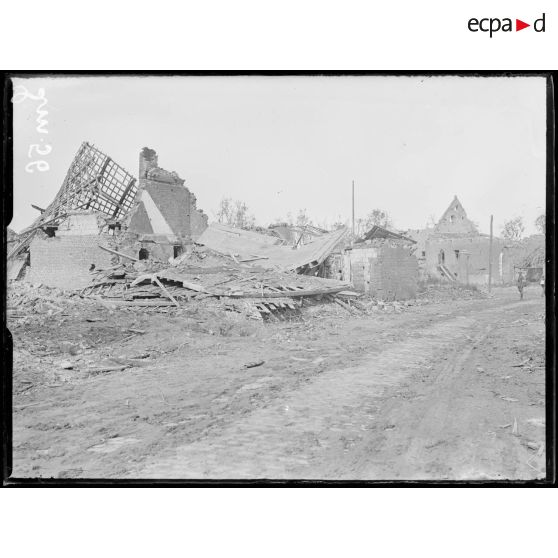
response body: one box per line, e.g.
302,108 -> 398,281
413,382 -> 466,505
1,70 -> 555,487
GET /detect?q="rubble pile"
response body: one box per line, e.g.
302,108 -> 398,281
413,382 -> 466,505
417,283 -> 487,303
8,281 -> 96,322
80,244 -> 354,320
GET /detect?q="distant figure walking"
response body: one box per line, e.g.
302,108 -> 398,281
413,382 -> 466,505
517,272 -> 526,300
540,275 -> 545,297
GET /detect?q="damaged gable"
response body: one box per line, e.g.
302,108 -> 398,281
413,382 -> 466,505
127,147 -> 208,241
434,196 -> 478,235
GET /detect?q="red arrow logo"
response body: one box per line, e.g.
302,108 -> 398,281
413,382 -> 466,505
516,19 -> 530,31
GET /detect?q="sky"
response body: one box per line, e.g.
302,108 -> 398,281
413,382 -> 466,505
10,75 -> 547,236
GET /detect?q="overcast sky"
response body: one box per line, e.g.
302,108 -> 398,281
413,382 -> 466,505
11,75 -> 546,235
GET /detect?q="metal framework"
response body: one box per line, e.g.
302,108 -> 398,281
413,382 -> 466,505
46,142 -> 137,221
9,142 -> 137,260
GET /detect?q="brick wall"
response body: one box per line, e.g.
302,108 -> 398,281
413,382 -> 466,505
347,246 -> 418,300
425,236 -> 505,284
26,235 -> 114,290
128,180 -> 208,241
57,213 -> 104,236
132,148 -> 208,241
189,204 -> 208,240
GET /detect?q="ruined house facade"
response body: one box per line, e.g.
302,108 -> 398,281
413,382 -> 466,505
425,235 -> 505,285
406,196 -> 499,285
15,143 -> 210,288
406,196 -> 543,286
325,229 -> 419,301
125,148 -> 208,261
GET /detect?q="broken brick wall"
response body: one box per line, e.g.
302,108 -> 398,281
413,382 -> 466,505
25,235 -> 114,290
128,148 -> 208,241
188,193 -> 209,240
116,232 -> 179,262
56,212 -> 106,236
323,253 -> 349,281
347,245 -> 418,300
425,236 -> 506,285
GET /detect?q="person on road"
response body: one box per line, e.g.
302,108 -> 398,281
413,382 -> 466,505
517,272 -> 526,300
540,274 -> 545,297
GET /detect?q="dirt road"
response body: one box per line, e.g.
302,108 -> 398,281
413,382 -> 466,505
10,286 -> 545,480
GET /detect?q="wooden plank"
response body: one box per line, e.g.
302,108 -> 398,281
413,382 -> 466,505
153,276 -> 180,307
98,244 -> 139,262
112,177 -> 136,217
130,274 -> 156,287
95,299 -> 175,307
255,303 -> 270,314
239,255 -> 270,262
333,296 -> 355,314
227,285 -> 346,298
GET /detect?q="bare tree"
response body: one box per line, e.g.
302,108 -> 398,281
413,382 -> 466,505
295,209 -> 312,228
216,197 -> 234,224
362,209 -> 393,231
535,214 -> 546,235
355,217 -> 365,237
426,214 -> 437,228
216,197 -> 256,230
501,216 -> 525,241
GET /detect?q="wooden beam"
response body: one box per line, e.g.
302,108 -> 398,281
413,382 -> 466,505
98,244 -> 139,262
153,276 -> 180,307
113,177 -> 137,217
228,286 -> 347,299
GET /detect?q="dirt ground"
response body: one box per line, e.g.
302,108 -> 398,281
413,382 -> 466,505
8,284 -> 546,481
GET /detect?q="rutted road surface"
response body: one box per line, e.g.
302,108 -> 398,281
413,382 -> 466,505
130,289 -> 545,480
12,287 -> 545,480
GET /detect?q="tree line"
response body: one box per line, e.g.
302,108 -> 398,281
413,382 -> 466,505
215,197 -> 394,235
215,196 -> 546,240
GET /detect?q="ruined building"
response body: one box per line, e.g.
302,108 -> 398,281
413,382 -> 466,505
9,143 -> 209,288
123,148 -> 208,260
325,226 -> 419,300
406,196 -> 539,286
422,196 -> 502,285
432,196 -> 479,236
10,142 -> 137,289
25,211 -> 118,289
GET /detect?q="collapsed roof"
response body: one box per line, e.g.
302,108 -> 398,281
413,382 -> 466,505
358,225 -> 416,244
197,222 -> 349,273
9,142 -> 137,260
47,142 -> 137,221
268,224 -> 328,246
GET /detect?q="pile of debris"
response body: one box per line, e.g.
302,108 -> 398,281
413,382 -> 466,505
417,283 -> 487,303
8,281 -> 93,317
79,244 -> 357,320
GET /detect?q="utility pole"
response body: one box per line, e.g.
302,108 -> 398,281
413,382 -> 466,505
488,214 -> 493,293
351,180 -> 355,237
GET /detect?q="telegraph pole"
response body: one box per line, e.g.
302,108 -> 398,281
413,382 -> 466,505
351,180 -> 355,236
488,214 -> 493,293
